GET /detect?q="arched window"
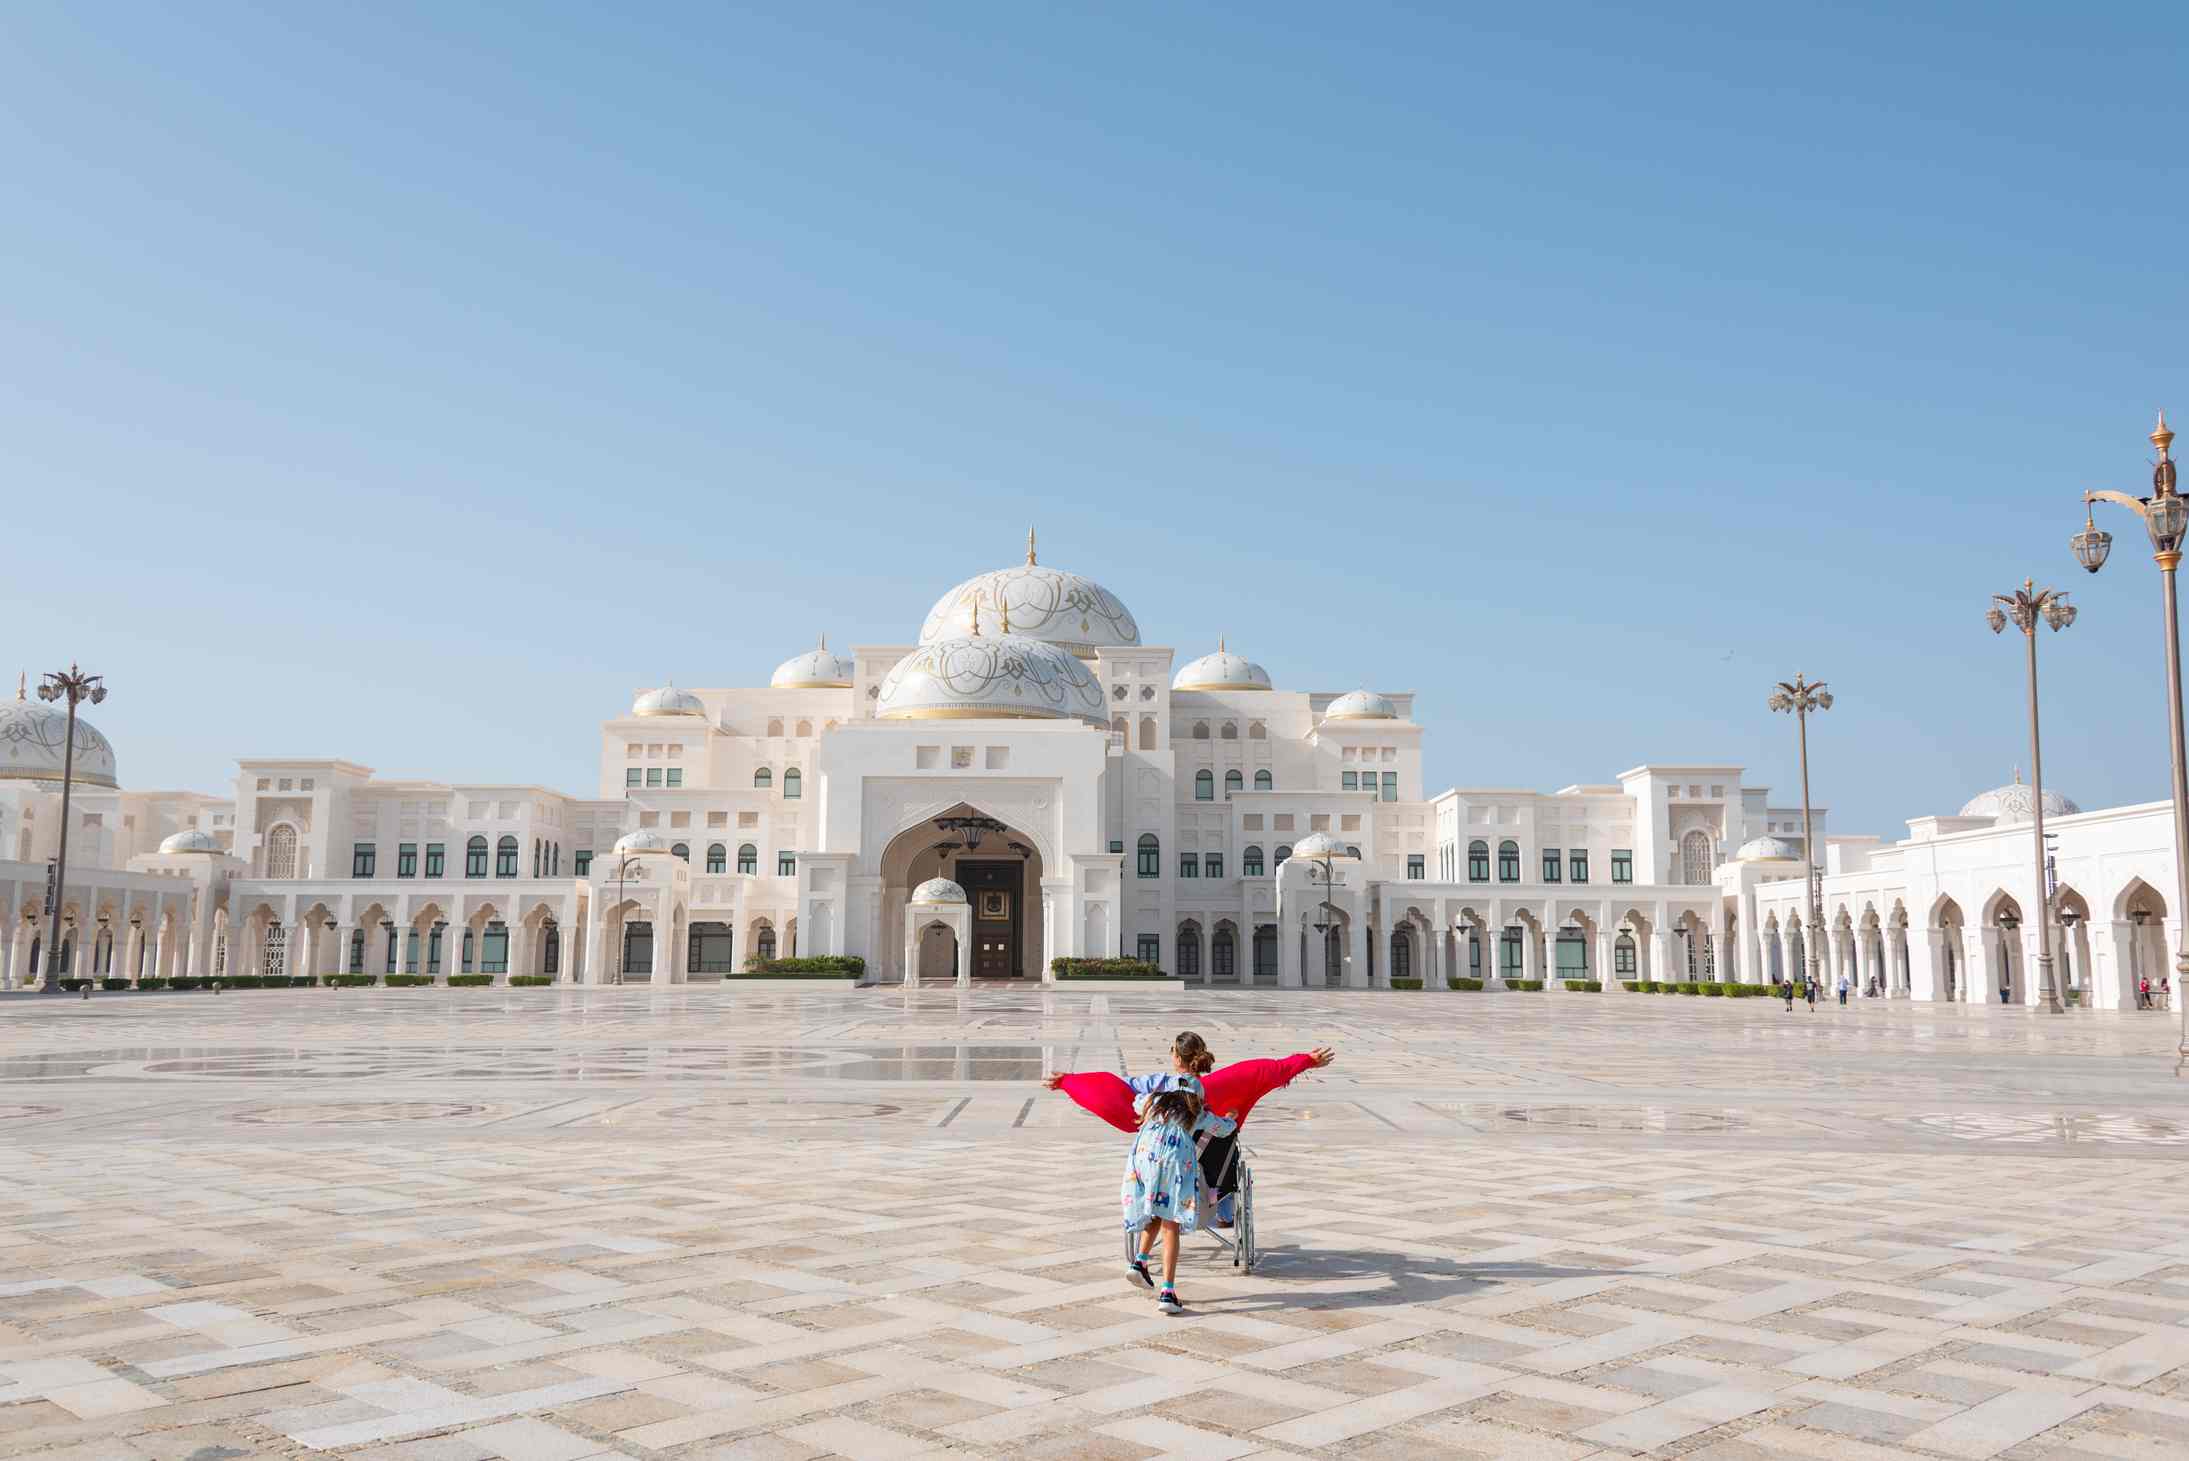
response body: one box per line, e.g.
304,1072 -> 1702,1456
1220,721 -> 1238,740
262,923 -> 286,976
1194,770 -> 1214,801
795,719 -> 812,738
736,843 -> 757,874
1467,839 -> 1490,882
1212,925 -> 1237,979
1139,717 -> 1157,751
465,836 -> 489,878
1243,845 -> 1264,877
1391,930 -> 1411,980
1253,769 -> 1273,790
766,718 -> 784,738
542,922 -> 560,975
1137,834 -> 1160,877
1111,715 -> 1127,735
1253,923 -> 1277,978
778,851 -> 796,877
1178,925 -> 1201,978
1497,840 -> 1520,882
1346,845 -> 1361,859
495,836 -> 519,878
1681,830 -> 1713,885
1614,932 -> 1637,975
1192,721 -> 1210,740
1224,769 -> 1243,798
783,768 -> 802,799
1274,844 -> 1293,864
1248,721 -> 1266,740
756,922 -> 777,962
671,842 -> 690,862
705,843 -> 726,873
754,767 -> 772,789
265,824 -> 298,879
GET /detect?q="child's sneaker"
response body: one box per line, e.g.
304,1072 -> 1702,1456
1126,1254 -> 1153,1290
1157,1288 -> 1183,1315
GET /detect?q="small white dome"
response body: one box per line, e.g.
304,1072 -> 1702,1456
1735,835 -> 1803,862
1959,777 -> 2080,823
1173,641 -> 1272,693
612,829 -> 673,856
910,877 -> 967,904
917,532 -> 1139,658
631,684 -> 706,718
1288,831 -> 1355,861
159,829 -> 222,855
771,636 -> 855,689
0,690 -> 117,788
1323,690 -> 1398,721
877,627 -> 1106,726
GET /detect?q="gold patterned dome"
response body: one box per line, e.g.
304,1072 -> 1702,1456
909,877 -> 967,905
631,683 -> 706,718
0,680 -> 117,788
1287,832 -> 1355,861
1173,639 -> 1272,692
159,829 -> 222,855
611,829 -> 674,856
771,635 -> 855,689
917,529 -> 1139,659
877,622 -> 1107,725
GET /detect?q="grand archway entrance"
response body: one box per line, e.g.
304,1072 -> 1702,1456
878,802 -> 1046,982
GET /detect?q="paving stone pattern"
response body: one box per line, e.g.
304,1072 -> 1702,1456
0,986 -> 2186,1459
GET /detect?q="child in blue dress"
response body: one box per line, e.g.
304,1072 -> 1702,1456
1119,1032 -> 1234,1315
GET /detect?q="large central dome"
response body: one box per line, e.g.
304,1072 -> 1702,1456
918,531 -> 1139,659
877,615 -> 1107,726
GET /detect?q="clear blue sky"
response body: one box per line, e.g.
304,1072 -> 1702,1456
5,2 -> 2184,836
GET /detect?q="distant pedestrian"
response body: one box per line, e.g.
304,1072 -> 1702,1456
2163,977 -> 2173,1012
1999,982 -> 2010,1005
1805,979 -> 1817,1011
1837,975 -> 1849,1006
2139,977 -> 2153,1009
1781,979 -> 1794,1010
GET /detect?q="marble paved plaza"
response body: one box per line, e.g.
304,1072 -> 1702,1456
2,987 -> 2188,1461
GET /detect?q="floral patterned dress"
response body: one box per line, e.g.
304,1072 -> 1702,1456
1118,1074 -> 1236,1234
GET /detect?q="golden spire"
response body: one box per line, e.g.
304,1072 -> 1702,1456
1026,526 -> 1037,565
970,596 -> 982,636
2156,410 -> 2175,456
1219,635 -> 1227,653
14,673 -> 22,702
818,632 -> 828,652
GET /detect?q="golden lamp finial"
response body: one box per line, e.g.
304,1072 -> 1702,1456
2156,410 -> 2175,456
1219,635 -> 1227,654
1026,526 -> 1037,566
970,597 -> 982,636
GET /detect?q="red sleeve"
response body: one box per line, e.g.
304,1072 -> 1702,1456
1055,1072 -> 1140,1133
1202,1052 -> 1320,1125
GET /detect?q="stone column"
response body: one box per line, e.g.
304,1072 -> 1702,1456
1650,928 -> 1676,985
1594,928 -> 1615,988
1345,910 -> 1370,990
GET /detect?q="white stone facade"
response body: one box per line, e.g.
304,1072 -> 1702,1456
6,542 -> 2172,997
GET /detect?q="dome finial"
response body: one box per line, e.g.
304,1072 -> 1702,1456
818,632 -> 827,652
1001,599 -> 1012,634
2014,765 -> 2022,785
1219,634 -> 1227,653
2155,410 -> 2174,454
970,596 -> 982,636
1026,526 -> 1037,565
14,673 -> 22,702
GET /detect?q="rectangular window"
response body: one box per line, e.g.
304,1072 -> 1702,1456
465,840 -> 487,878
427,926 -> 444,974
1611,849 -> 1633,884
404,930 -> 420,973
480,924 -> 508,973
1341,770 -> 1358,791
1570,850 -> 1588,883
1468,844 -> 1490,882
396,843 -> 417,879
1381,771 -> 1397,802
424,843 -> 444,878
1615,936 -> 1636,975
574,850 -> 592,877
1204,854 -> 1223,879
1497,843 -> 1520,882
1542,849 -> 1561,883
1500,927 -> 1524,977
625,769 -> 642,788
665,768 -> 683,788
349,929 -> 365,973
351,843 -> 376,878
1407,854 -> 1425,879
1179,854 -> 1198,878
1136,934 -> 1161,965
777,852 -> 796,876
646,768 -> 662,787
1556,935 -> 1588,978
1137,841 -> 1160,877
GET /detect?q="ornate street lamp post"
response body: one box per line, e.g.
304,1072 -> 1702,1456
1767,674 -> 1832,997
35,665 -> 106,996
1986,581 -> 2075,1013
2070,412 -> 2189,1068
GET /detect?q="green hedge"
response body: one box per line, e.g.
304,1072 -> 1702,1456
1389,977 -> 1423,990
1562,980 -> 1602,993
136,978 -> 169,991
732,956 -> 867,978
1702,982 -> 1726,996
102,978 -> 131,991
1508,978 -> 1544,991
383,974 -> 432,987
447,974 -> 493,987
1448,976 -> 1484,990
1050,958 -> 1172,980
509,975 -> 554,987
325,974 -> 378,987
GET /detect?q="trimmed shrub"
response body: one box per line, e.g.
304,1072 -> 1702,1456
509,975 -> 554,987
1621,980 -> 1643,993
1508,978 -> 1544,991
136,977 -> 169,991
1448,976 -> 1484,990
287,976 -> 317,988
56,979 -> 91,991
1702,982 -> 1726,996
1676,981 -> 1698,995
1563,979 -> 1602,992
1389,977 -> 1423,990
1050,958 -> 1171,980
728,956 -> 866,978
169,977 -> 203,990
101,978 -> 130,991
325,974 -> 377,988
448,974 -> 493,987
382,974 -> 432,987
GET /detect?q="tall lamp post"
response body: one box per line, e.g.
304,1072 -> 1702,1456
35,665 -> 106,995
1986,581 -> 2075,1013
1767,674 -> 1832,996
2070,412 -> 2189,1069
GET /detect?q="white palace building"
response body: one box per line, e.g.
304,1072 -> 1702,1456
0,537 -> 2179,1008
